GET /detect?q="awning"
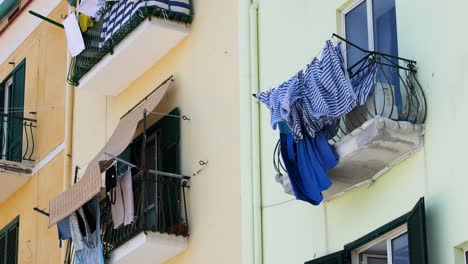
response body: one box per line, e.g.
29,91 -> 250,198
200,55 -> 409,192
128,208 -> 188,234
48,77 -> 173,226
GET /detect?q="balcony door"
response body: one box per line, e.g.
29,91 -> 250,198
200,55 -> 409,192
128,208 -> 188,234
0,60 -> 25,162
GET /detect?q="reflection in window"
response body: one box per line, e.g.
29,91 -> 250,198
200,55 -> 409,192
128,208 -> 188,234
391,233 -> 409,264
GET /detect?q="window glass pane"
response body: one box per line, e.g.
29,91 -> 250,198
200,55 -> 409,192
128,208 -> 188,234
373,0 -> 398,56
391,233 -> 409,264
372,0 -> 402,109
345,1 -> 369,67
368,257 -> 386,264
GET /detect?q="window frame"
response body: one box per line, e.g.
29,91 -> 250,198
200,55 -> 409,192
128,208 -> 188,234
341,0 -> 376,67
353,224 -> 407,264
464,247 -> 468,264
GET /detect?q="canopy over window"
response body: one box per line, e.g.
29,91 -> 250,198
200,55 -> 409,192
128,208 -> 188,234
48,77 -> 173,226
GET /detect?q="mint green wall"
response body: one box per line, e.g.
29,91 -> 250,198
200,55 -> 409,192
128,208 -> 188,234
257,0 -> 468,263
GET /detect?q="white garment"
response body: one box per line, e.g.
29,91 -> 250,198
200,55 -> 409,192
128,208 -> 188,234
63,14 -> 85,57
274,173 -> 294,196
76,0 -> 105,20
110,169 -> 134,229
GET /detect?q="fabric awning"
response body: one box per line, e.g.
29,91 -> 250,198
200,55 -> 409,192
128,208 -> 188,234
49,77 -> 173,226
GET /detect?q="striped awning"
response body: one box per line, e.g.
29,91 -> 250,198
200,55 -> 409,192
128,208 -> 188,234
49,77 -> 173,226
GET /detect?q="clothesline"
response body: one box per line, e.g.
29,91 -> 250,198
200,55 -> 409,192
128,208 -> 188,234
104,152 -> 192,180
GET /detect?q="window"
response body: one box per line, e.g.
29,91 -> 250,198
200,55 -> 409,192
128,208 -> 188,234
464,248 -> 468,264
354,226 -> 408,264
342,0 -> 402,110
306,198 -> 428,264
0,59 -> 26,162
0,217 -> 19,264
119,108 -> 181,233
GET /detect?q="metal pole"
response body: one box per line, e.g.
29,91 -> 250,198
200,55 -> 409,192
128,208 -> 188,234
28,10 -> 64,29
104,152 -> 192,179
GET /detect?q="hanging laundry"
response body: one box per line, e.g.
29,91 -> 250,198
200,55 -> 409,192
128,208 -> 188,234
77,208 -> 93,245
75,197 -> 105,264
278,123 -> 338,205
111,168 -> 134,228
63,14 -> 85,57
76,0 -> 105,20
274,173 -> 294,196
106,164 -> 117,203
69,212 -> 84,251
57,217 -> 71,247
78,13 -> 94,33
256,40 -> 376,141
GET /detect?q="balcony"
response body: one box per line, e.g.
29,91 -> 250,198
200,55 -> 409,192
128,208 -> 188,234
323,52 -> 427,200
0,113 -> 37,203
100,171 -> 189,263
67,1 -> 192,95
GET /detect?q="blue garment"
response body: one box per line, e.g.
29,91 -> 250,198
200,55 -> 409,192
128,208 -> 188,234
75,197 -> 105,264
257,40 -> 376,141
279,123 -> 338,205
57,217 -> 72,248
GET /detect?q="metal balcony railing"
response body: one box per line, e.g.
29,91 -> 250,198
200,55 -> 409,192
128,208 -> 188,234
100,171 -> 189,257
67,0 -> 193,86
0,113 -> 37,163
327,36 -> 427,143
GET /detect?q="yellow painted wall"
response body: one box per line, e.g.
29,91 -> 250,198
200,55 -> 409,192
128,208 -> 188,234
72,0 -> 240,263
0,1 -> 68,264
255,0 -> 468,263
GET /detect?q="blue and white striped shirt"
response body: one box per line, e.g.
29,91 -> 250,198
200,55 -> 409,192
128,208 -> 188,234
257,40 -> 376,140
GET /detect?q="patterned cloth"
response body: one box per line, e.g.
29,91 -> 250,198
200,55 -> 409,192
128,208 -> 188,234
100,0 -> 191,46
256,40 -> 376,140
75,197 -> 104,264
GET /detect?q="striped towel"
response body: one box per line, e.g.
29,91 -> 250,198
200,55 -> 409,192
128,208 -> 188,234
100,0 -> 191,47
257,40 -> 376,141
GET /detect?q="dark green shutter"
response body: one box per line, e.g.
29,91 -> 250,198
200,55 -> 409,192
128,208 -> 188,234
305,251 -> 344,264
0,218 -> 18,264
0,233 -> 5,264
0,0 -> 19,21
157,108 -> 181,233
407,197 -> 428,264
8,60 -> 25,162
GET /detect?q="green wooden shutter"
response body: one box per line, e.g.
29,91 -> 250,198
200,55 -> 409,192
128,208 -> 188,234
0,218 -> 18,264
8,60 -> 25,162
5,224 -> 18,264
407,197 -> 428,264
305,251 -> 345,264
157,108 -> 181,233
0,0 -> 19,21
0,233 -> 5,264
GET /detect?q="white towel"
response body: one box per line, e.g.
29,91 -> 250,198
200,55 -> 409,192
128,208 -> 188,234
110,169 -> 134,228
63,14 -> 85,57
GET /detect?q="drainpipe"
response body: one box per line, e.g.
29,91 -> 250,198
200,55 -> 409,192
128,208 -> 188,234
61,3 -> 75,263
240,0 -> 262,263
249,2 -> 263,264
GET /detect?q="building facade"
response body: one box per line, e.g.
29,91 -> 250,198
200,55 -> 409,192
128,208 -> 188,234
245,0 -> 468,264
0,0 -> 68,263
1,0 -> 467,263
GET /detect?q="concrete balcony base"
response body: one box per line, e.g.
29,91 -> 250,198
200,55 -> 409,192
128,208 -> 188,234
324,116 -> 424,201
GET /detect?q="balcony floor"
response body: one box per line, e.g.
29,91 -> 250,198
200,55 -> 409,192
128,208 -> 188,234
324,116 -> 424,200
77,18 -> 189,96
0,159 -> 33,203
107,232 -> 188,264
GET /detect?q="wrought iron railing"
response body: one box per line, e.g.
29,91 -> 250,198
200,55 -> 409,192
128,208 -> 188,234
328,52 -> 427,143
67,0 -> 193,86
100,170 -> 189,257
0,113 -> 37,162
